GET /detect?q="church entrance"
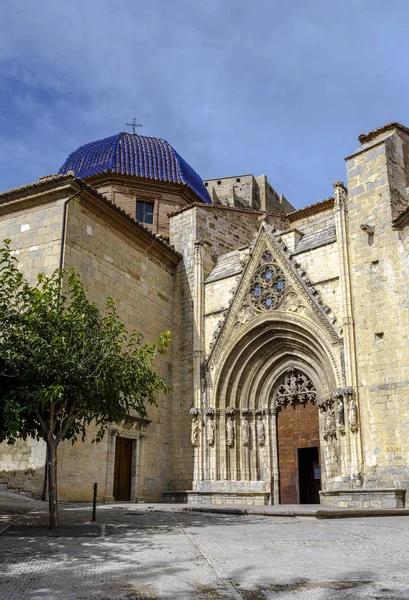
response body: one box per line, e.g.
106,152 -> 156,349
275,368 -> 321,504
113,437 -> 134,501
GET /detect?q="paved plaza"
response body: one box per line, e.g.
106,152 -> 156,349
1,493 -> 409,599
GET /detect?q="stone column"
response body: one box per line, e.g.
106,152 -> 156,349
333,181 -> 363,483
271,409 -> 280,504
193,241 -> 204,481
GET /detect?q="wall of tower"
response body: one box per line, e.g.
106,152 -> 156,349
169,205 -> 280,491
92,180 -> 191,237
346,129 -> 409,495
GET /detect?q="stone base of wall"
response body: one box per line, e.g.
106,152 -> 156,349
320,488 -> 406,509
193,480 -> 267,493
162,491 -> 188,503
187,491 -> 269,505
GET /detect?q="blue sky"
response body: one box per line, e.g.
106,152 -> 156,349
0,0 -> 408,209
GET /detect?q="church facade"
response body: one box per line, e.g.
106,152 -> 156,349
1,122 -> 409,508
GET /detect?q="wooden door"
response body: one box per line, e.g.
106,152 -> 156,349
113,437 -> 133,501
277,400 -> 320,504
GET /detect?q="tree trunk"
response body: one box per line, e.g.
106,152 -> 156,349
47,440 -> 59,530
41,445 -> 48,502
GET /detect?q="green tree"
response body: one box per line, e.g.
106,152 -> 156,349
0,240 -> 170,529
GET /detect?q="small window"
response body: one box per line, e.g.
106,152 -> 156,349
217,180 -> 221,185
204,182 -> 208,187
236,178 -> 241,183
136,200 -> 154,225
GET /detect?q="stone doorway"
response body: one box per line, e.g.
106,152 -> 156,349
275,371 -> 320,504
113,437 -> 134,501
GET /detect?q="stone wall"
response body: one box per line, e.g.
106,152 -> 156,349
204,175 -> 294,214
293,242 -> 341,323
0,192 -> 65,280
169,205 -> 285,490
0,184 -> 177,501
91,177 -> 193,237
58,195 -> 176,501
289,206 -> 334,235
204,175 -> 256,208
346,128 -> 409,495
0,191 -> 67,496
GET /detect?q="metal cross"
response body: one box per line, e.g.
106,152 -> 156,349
126,118 -> 143,134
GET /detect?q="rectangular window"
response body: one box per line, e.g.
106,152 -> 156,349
136,200 -> 154,225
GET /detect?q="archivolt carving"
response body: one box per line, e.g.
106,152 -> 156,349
210,311 -> 342,401
273,366 -> 317,411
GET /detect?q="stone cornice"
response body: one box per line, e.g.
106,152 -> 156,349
84,172 -> 201,205
169,202 -> 287,220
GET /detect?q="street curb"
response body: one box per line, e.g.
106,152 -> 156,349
315,509 -> 409,519
182,506 -> 409,519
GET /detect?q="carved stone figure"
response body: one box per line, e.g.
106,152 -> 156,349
241,416 -> 250,447
237,304 -> 254,324
207,417 -> 215,446
323,404 -> 336,440
337,399 -> 345,428
191,417 -> 199,446
348,399 -> 358,431
256,415 -> 265,446
226,415 -> 235,447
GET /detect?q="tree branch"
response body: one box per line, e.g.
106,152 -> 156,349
35,411 -> 48,436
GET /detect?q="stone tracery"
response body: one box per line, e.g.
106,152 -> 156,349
273,366 -> 317,411
249,250 -> 286,312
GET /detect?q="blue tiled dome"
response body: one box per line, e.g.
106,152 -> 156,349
59,132 -> 211,204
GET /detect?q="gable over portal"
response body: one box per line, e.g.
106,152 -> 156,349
206,221 -> 342,387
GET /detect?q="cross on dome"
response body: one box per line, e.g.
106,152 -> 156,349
126,118 -> 143,134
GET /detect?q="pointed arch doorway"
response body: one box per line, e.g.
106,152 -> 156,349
274,367 -> 321,504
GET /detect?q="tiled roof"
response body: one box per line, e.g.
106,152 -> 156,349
287,197 -> 334,221
292,225 -> 337,255
206,250 -> 244,283
0,173 -> 71,201
59,133 -> 211,205
358,121 -> 409,145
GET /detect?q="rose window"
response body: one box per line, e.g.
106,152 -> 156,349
249,251 -> 286,311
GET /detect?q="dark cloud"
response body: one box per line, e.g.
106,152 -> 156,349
0,0 -> 408,207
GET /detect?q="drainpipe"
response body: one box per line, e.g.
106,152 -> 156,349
41,177 -> 83,502
58,178 -> 83,272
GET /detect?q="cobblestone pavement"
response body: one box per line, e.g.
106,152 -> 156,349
1,499 -> 409,599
